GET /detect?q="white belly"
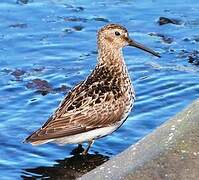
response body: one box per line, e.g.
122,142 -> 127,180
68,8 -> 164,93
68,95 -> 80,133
54,123 -> 122,145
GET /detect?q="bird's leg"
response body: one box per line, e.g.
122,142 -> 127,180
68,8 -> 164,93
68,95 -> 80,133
82,140 -> 94,155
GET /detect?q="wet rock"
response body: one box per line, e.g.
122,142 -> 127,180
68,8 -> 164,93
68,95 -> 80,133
16,0 -> 33,4
177,50 -> 199,65
188,51 -> 199,65
11,69 -> 26,78
1,68 -> 12,73
177,49 -> 189,58
64,4 -> 84,12
63,25 -> 84,33
79,53 -> 91,60
32,67 -> 45,72
8,23 -> 27,28
157,17 -> 182,25
73,25 -> 84,31
92,17 -> 109,23
183,35 -> 199,43
182,37 -> 191,42
26,79 -> 53,95
63,28 -> 73,34
91,50 -> 97,55
193,36 -> 199,42
149,32 -> 174,44
26,79 -> 69,95
53,85 -> 68,94
63,17 -> 88,23
75,7 -> 84,12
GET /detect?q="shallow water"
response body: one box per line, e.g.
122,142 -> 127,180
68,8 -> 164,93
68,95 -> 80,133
1,0 -> 199,179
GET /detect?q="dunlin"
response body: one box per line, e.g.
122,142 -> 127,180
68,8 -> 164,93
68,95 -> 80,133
25,24 -> 160,155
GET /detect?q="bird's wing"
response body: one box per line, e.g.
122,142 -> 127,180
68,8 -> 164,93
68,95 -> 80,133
25,81 -> 126,142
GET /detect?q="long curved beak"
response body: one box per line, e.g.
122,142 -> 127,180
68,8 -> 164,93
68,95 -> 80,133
127,38 -> 161,58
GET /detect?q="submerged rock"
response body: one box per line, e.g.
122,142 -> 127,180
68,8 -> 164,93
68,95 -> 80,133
8,23 -> 27,28
178,50 -> 199,65
32,67 -> 45,72
148,32 -> 174,44
64,4 -> 84,12
26,78 -> 69,95
53,85 -> 68,94
92,17 -> 109,23
73,25 -> 84,31
63,17 -> 88,23
26,79 -> 53,95
157,17 -> 182,25
182,35 -> 199,43
11,69 -> 26,80
188,51 -> 199,65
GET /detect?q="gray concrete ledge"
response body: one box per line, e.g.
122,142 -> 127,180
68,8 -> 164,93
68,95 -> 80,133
80,99 -> 199,180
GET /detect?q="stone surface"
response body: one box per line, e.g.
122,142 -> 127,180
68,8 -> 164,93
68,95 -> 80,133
80,99 -> 199,180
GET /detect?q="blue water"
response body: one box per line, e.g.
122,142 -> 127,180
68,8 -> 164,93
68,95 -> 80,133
1,0 -> 199,179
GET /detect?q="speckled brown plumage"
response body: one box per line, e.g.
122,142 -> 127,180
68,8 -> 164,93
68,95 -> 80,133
25,23 -> 160,154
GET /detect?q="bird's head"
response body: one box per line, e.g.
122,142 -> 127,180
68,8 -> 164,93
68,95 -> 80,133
97,24 -> 160,57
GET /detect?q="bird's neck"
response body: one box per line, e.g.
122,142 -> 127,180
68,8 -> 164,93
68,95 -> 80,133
97,45 -> 126,73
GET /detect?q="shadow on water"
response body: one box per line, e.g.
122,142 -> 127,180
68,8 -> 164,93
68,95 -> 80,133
21,146 -> 109,179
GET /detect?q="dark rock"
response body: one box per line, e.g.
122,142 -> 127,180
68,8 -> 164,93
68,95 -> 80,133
64,4 -> 84,12
182,36 -> 199,43
11,69 -> 26,77
74,6 -> 84,12
26,79 -> 69,95
193,36 -> 199,42
183,37 -> 191,42
53,85 -> 69,94
8,23 -> 27,28
63,25 -> 84,33
148,32 -> 174,44
91,50 -> 97,55
33,67 -> 45,72
177,50 -> 199,65
63,17 -> 88,23
26,79 -> 53,95
73,25 -> 84,31
16,0 -> 33,4
92,17 -> 109,23
1,68 -> 12,73
158,17 -> 182,25
63,28 -> 73,34
188,51 -> 199,65
177,49 -> 189,58
79,53 -> 91,60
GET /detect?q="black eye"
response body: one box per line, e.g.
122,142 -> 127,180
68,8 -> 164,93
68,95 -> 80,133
115,31 -> 120,36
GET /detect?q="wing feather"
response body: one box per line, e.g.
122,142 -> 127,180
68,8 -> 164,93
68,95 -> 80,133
25,65 -> 132,143
26,94 -> 125,143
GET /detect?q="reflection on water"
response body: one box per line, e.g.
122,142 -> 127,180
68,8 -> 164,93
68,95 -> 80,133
22,148 -> 109,179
